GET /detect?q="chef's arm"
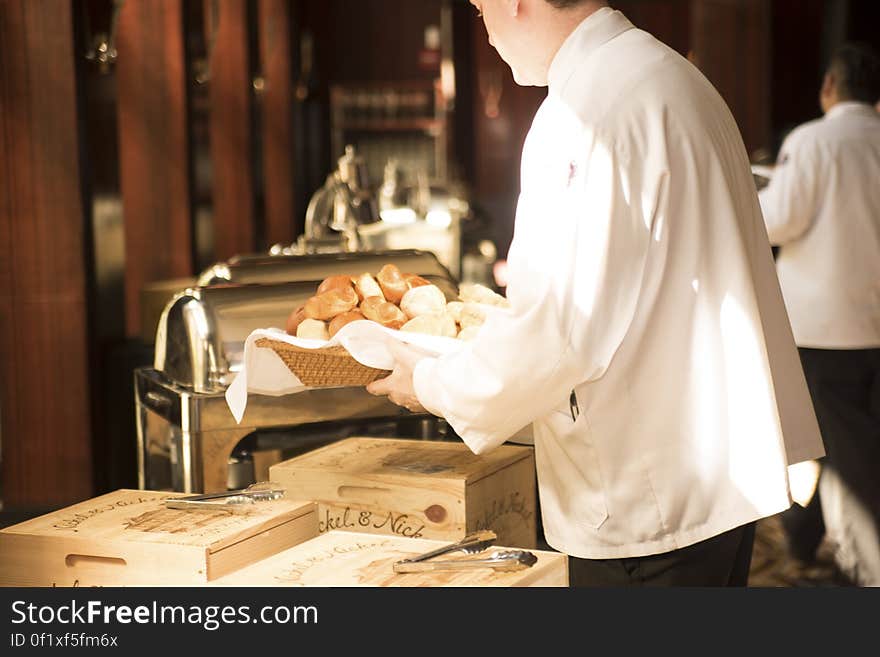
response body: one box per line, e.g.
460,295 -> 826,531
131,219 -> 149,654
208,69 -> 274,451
758,133 -> 818,245
413,139 -> 651,455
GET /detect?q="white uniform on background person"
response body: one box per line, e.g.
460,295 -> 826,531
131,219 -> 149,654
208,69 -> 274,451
758,42 -> 880,586
370,2 -> 824,582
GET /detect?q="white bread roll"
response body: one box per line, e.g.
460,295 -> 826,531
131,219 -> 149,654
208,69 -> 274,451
458,302 -> 487,329
400,284 -> 447,319
445,301 -> 464,323
458,283 -> 509,308
456,326 -> 481,341
401,312 -> 457,338
296,318 -> 329,340
353,273 -> 385,302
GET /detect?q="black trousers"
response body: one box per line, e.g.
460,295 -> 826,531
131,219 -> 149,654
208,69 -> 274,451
567,522 -> 756,587
797,347 -> 880,583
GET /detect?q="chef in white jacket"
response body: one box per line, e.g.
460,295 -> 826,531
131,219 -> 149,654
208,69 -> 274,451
369,0 -> 825,585
758,42 -> 880,586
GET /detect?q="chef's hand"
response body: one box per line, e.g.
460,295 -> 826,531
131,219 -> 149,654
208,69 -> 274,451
366,340 -> 429,414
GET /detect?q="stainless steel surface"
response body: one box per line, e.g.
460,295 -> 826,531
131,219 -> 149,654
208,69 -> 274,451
154,280 -> 320,394
196,249 -> 455,288
393,549 -> 538,574
135,366 -> 412,493
302,145 -> 379,252
394,530 -> 498,566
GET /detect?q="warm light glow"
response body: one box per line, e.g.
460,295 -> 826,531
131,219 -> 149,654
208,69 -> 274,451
426,209 -> 452,228
379,208 -> 417,225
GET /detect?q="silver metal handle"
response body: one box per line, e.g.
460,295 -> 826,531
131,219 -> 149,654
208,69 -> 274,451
395,530 -> 497,565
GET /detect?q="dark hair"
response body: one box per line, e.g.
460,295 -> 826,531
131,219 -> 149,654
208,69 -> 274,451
545,0 -> 588,8
827,42 -> 880,104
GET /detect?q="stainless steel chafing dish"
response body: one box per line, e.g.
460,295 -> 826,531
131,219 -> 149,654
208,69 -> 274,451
136,250 -> 457,494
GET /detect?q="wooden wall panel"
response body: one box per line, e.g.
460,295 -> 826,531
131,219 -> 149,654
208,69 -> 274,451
0,0 -> 93,506
259,0 -> 298,245
208,0 -> 256,260
691,0 -> 771,155
470,14 -> 545,257
116,0 -> 193,337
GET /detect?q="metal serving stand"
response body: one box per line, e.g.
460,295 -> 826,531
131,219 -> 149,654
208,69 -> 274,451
136,250 -> 457,494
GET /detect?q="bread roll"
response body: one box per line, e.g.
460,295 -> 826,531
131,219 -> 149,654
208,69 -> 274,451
457,326 -> 481,341
296,318 -> 329,341
404,273 -> 432,289
458,282 -> 510,308
401,312 -> 457,338
459,302 -> 487,329
317,274 -> 355,295
304,286 -> 358,320
360,296 -> 407,329
328,310 -> 365,338
445,301 -> 464,323
285,305 -> 307,336
353,272 -> 385,301
377,264 -> 408,304
400,284 -> 447,319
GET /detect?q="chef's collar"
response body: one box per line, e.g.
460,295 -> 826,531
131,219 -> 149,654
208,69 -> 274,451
547,6 -> 635,92
825,101 -> 878,121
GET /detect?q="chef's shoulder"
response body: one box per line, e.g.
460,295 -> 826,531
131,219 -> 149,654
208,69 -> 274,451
773,119 -> 826,169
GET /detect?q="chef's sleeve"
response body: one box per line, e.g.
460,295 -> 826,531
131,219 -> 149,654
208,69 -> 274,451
758,130 -> 819,245
412,133 -> 652,455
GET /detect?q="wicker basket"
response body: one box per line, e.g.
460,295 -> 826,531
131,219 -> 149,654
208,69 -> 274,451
255,338 -> 391,387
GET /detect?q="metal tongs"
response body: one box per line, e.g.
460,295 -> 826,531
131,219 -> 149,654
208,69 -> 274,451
393,530 -> 538,574
164,482 -> 286,513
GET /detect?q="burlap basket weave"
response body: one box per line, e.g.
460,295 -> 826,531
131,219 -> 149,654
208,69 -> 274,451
255,338 -> 391,387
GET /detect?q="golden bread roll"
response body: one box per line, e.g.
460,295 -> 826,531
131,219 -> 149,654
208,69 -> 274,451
328,310 -> 365,338
304,286 -> 359,320
459,302 -> 487,329
401,312 -> 457,338
285,305 -> 307,336
458,282 -> 510,308
296,318 -> 329,341
457,326 -> 481,341
317,274 -> 355,295
360,296 -> 407,329
404,273 -> 432,289
353,272 -> 385,301
400,284 -> 447,319
377,264 -> 408,304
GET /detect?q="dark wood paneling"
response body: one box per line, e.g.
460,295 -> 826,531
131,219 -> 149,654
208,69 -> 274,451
0,0 -> 94,506
470,14 -> 545,257
613,0 -> 691,56
770,0 -> 825,151
116,0 -> 193,337
691,0 -> 771,155
209,0 -> 256,260
259,0 -> 298,244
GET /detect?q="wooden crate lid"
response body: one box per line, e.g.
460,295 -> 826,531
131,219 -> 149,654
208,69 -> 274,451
1,489 -> 316,553
213,530 -> 566,587
271,437 -> 533,485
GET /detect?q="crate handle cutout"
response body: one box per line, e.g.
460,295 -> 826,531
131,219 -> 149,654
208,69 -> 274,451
337,485 -> 393,499
65,554 -> 127,568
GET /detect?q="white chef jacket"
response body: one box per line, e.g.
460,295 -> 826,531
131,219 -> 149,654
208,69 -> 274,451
758,102 -> 880,348
412,8 -> 824,559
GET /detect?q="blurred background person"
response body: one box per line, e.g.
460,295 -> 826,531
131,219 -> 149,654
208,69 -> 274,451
758,42 -> 880,586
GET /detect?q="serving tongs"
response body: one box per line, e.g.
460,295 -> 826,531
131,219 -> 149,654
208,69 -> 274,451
393,530 -> 538,574
164,482 -> 286,513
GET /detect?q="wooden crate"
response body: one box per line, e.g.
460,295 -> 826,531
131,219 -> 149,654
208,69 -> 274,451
213,531 -> 567,587
0,489 -> 317,586
269,437 -> 536,547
